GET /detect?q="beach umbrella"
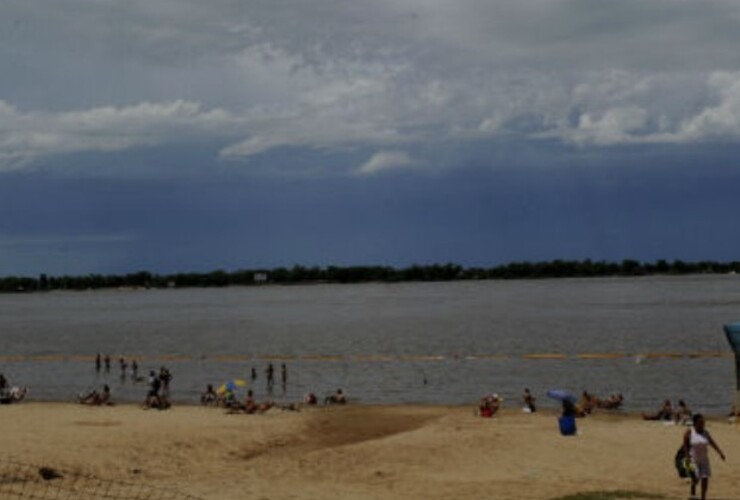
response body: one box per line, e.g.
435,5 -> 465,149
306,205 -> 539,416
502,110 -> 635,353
217,379 -> 247,394
546,389 -> 577,404
723,323 -> 740,416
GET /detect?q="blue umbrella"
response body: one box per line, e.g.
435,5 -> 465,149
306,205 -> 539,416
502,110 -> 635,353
546,389 -> 577,404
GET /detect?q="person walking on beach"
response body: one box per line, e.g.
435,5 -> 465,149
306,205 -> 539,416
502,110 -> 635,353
683,413 -> 726,500
144,370 -> 162,408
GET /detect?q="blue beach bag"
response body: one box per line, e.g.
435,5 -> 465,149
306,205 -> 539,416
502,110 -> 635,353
558,415 -> 577,436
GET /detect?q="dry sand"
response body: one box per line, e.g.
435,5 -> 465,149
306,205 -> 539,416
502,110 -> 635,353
1,403 -> 738,499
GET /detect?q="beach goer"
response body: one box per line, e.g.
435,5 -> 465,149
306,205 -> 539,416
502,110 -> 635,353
523,388 -> 536,413
95,353 -> 101,372
0,374 -> 6,391
243,389 -> 258,414
597,393 -> 624,410
201,384 -> 217,406
250,367 -> 257,381
304,392 -> 317,405
266,363 -> 274,387
325,389 -> 347,405
144,370 -> 162,409
577,390 -> 597,416
642,399 -> 673,421
674,399 -> 692,425
559,400 -> 577,436
2,386 -> 27,404
281,363 -> 287,390
683,413 -> 726,500
79,384 -> 112,406
479,393 -> 501,418
119,357 -> 127,378
104,355 -> 111,372
159,366 -> 172,402
131,359 -> 139,380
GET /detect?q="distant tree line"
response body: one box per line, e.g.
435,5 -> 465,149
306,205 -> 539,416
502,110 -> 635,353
1,259 -> 739,293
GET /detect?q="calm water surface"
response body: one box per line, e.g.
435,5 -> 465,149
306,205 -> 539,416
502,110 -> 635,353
1,275 -> 739,412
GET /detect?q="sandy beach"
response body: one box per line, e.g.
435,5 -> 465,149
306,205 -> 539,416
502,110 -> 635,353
1,403 -> 738,499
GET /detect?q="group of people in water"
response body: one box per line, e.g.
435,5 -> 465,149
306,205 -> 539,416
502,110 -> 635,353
95,353 -> 141,381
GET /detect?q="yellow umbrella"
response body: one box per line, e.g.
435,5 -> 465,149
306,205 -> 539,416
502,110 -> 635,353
216,379 -> 247,394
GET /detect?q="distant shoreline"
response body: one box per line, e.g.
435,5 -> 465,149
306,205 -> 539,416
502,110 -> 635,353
2,259 -> 739,293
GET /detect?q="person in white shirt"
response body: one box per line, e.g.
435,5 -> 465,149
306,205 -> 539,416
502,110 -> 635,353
682,413 -> 726,500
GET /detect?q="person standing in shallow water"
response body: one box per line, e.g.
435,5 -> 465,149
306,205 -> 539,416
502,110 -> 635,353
281,363 -> 287,390
266,363 -> 274,388
104,355 -> 111,373
250,367 -> 257,381
683,413 -> 725,500
95,353 -> 101,373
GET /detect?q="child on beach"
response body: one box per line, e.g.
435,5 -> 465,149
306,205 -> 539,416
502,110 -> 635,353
522,388 -> 536,413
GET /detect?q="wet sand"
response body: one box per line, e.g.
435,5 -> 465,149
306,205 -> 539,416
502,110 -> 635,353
1,403 -> 738,499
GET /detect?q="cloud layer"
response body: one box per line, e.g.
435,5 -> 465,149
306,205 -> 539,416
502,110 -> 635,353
3,1 -> 740,175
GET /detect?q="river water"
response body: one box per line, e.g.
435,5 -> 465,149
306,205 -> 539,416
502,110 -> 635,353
1,275 -> 739,413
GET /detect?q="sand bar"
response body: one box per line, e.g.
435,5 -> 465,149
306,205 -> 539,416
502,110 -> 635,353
1,403 -> 739,499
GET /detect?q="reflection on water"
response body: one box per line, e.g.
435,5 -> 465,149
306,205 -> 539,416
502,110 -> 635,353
1,275 -> 738,412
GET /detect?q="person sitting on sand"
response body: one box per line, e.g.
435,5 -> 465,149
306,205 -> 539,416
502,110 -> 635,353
325,388 -> 347,405
304,392 -> 318,405
576,390 -> 597,416
200,384 -> 217,406
523,388 -> 536,413
479,393 -> 501,418
79,385 -> 112,406
243,389 -> 258,414
674,399 -> 692,425
642,399 -> 673,421
1,385 -> 27,404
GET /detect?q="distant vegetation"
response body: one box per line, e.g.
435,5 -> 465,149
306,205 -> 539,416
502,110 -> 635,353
1,259 -> 739,293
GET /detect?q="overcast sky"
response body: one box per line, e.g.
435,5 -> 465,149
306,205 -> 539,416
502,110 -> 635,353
2,0 -> 740,275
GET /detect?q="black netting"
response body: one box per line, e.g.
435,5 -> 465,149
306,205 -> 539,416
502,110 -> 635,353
0,460 -> 202,499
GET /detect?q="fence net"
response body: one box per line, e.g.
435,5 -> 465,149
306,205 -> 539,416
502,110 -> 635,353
0,460 -> 202,500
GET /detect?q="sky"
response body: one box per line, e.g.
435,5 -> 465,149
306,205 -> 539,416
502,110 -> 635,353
2,0 -> 740,275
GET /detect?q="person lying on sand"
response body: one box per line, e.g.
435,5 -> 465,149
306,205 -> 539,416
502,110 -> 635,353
79,385 -> 112,406
325,389 -> 347,405
596,393 -> 624,410
642,399 -> 673,421
226,390 -> 276,414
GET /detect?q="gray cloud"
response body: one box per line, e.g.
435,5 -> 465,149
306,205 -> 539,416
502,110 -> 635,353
3,1 -> 740,174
